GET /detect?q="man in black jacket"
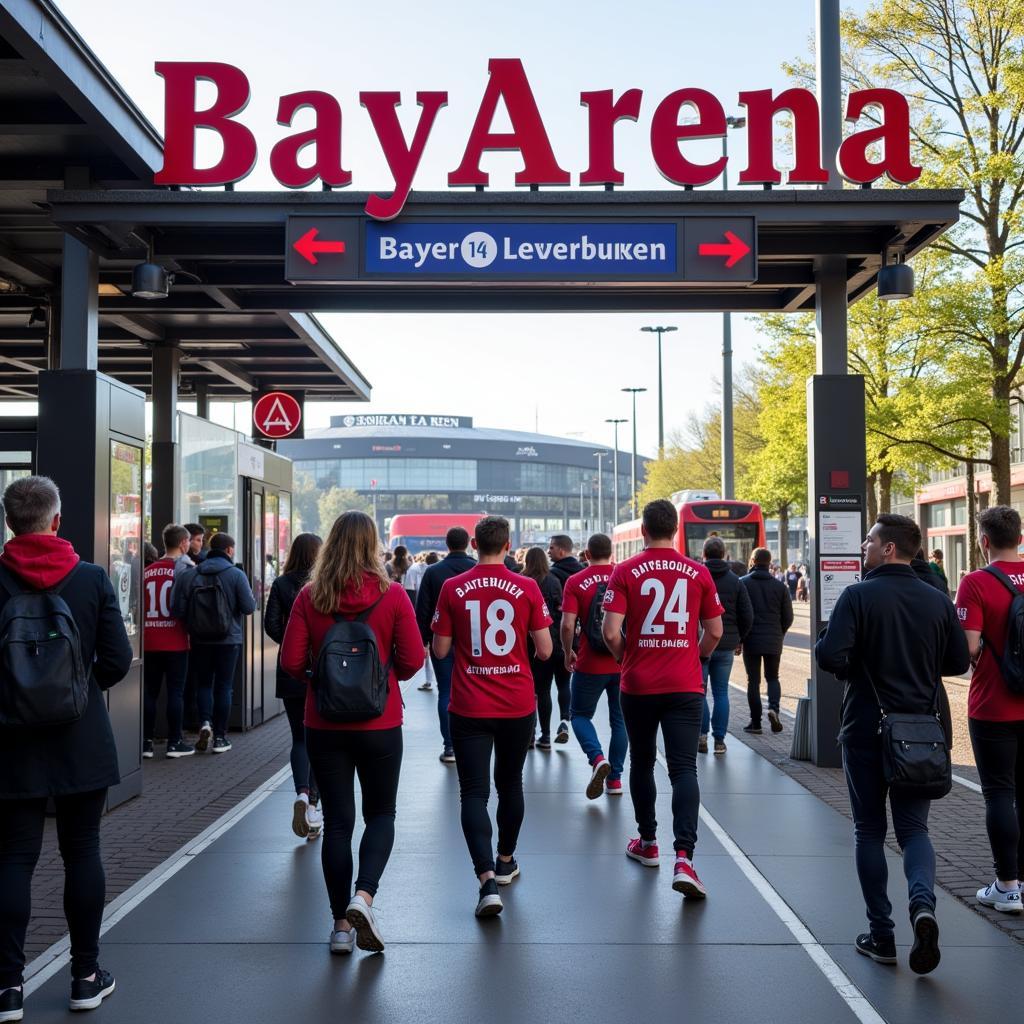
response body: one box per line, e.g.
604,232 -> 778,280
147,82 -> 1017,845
547,535 -> 585,743
815,513 -> 970,976
0,476 -> 132,1018
416,527 -> 476,763
700,537 -> 753,754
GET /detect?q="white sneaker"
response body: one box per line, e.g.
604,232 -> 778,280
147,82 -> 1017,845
291,794 -> 310,839
345,894 -> 385,952
977,881 -> 1023,913
329,928 -> 354,955
196,722 -> 212,753
305,803 -> 323,839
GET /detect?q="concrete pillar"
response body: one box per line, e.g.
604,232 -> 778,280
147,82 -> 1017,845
59,234 -> 98,370
195,379 -> 209,419
151,344 -> 181,543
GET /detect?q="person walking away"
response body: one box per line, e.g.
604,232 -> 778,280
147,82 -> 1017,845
265,532 -> 323,840
415,528 -> 476,763
431,516 -> 553,917
740,548 -> 793,735
0,476 -> 133,1019
405,552 -> 437,691
521,547 -> 563,750
816,514 -> 969,975
547,534 -> 584,743
387,545 -> 410,585
171,533 -> 255,754
955,505 -> 1024,915
785,563 -> 801,600
930,549 -> 949,592
796,575 -> 808,603
142,524 -> 195,760
560,533 -> 628,797
281,511 -> 422,954
700,536 -> 753,755
602,500 -> 723,899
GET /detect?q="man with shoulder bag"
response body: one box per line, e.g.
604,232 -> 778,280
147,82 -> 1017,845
815,514 -> 969,976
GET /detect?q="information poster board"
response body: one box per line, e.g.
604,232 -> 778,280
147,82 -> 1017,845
819,559 -> 861,620
818,511 -> 862,554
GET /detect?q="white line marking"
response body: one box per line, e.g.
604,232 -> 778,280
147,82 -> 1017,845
655,749 -> 885,1024
24,764 -> 291,996
952,773 -> 982,794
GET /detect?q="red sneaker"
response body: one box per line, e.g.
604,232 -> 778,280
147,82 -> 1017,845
605,778 -> 623,796
672,856 -> 707,898
626,837 -> 660,866
586,757 -> 612,800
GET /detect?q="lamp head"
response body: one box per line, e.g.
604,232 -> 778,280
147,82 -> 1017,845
878,262 -> 914,301
131,262 -> 172,300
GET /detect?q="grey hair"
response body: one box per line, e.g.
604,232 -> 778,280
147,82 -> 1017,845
2,475 -> 62,535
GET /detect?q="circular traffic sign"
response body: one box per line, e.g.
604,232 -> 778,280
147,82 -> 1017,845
252,391 -> 302,439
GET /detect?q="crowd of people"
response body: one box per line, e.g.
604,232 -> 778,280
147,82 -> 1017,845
4,476 -> 1024,1019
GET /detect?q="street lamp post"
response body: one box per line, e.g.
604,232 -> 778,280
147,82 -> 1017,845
640,326 -> 677,457
621,388 -> 647,519
605,418 -> 626,526
593,450 -> 608,533
721,115 -> 746,500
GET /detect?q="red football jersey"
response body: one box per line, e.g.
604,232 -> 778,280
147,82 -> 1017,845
603,548 -> 721,695
432,563 -> 552,717
143,558 -> 189,652
562,565 -> 620,675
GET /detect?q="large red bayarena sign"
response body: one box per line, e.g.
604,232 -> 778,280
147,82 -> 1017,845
156,58 -> 921,221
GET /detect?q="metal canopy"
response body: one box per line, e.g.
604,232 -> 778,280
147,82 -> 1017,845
43,187 -> 962,315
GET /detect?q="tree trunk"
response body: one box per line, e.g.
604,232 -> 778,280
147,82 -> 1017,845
866,472 -> 878,524
990,429 -> 1012,506
878,467 -> 893,515
777,502 -> 790,565
966,459 -> 979,573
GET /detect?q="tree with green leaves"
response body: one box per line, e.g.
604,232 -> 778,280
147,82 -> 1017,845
317,486 -> 373,536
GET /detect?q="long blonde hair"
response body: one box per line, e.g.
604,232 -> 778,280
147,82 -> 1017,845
308,510 -> 390,614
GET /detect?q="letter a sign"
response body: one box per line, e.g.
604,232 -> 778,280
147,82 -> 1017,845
253,391 -> 303,439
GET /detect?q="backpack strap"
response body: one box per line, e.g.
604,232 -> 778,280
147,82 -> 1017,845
333,593 -> 388,624
49,561 -> 83,596
982,564 -> 1022,600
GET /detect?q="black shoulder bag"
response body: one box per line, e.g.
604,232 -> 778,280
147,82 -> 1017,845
866,669 -> 951,800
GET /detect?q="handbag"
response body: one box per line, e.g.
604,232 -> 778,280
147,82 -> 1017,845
865,670 -> 951,801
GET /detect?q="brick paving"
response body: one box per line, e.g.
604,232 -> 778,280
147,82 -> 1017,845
25,715 -> 291,961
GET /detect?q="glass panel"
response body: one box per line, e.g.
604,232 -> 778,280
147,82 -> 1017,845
251,490 -> 264,608
682,523 -> 761,564
109,441 -> 143,657
178,413 -> 237,538
264,491 -> 279,591
278,492 -> 292,569
0,468 -> 31,548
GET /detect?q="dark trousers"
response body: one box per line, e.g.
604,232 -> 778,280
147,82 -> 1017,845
531,654 -> 556,739
620,691 -> 702,856
552,647 -> 572,721
143,649 -> 189,743
283,696 -> 317,801
969,717 -> 1024,880
430,650 -> 454,750
743,649 -> 782,723
449,711 -> 535,876
0,789 -> 107,987
192,643 -> 240,737
307,726 -> 402,920
842,742 -> 936,939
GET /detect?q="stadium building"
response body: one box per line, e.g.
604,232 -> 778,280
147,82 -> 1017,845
277,413 -> 646,549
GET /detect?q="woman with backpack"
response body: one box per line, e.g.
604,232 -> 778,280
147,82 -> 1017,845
264,532 -> 322,841
280,511 -> 423,955
521,547 -> 563,750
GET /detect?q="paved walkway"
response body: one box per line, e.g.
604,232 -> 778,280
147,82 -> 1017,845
21,674 -> 1024,1023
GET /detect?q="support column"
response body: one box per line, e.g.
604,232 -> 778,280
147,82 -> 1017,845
195,379 -> 209,419
151,344 -> 181,542
816,0 -> 843,187
59,235 -> 98,370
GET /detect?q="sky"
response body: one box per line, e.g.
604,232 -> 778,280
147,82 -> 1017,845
52,0 -> 871,458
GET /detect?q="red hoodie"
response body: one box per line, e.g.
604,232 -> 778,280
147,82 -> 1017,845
0,533 -> 80,589
280,573 -> 424,731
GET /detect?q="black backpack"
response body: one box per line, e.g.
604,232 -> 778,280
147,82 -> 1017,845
583,580 -> 611,655
0,562 -> 89,729
313,596 -> 391,722
982,565 -> 1024,695
186,566 -> 234,642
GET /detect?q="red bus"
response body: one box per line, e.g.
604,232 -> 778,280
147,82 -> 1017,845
613,494 -> 766,566
386,513 -> 485,556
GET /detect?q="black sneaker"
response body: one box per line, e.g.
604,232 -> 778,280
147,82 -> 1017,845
475,878 -> 503,917
743,722 -> 763,735
537,736 -> 552,750
142,739 -> 154,759
698,734 -> 708,754
212,736 -> 232,754
439,748 -> 456,764
909,908 -> 941,975
555,721 -> 570,743
0,986 -> 23,1023
165,740 -> 195,758
495,857 -> 520,885
855,933 -> 897,965
768,709 -> 783,733
69,968 -> 116,1011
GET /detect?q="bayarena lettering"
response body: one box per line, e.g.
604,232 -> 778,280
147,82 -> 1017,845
155,57 -> 920,219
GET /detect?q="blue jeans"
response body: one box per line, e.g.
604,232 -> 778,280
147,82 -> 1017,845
843,742 -> 936,939
701,649 -> 734,741
570,671 -> 627,780
192,643 -> 240,737
431,650 -> 454,751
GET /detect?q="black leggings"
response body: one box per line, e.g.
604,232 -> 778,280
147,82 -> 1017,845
449,711 -> 535,876
306,726 -> 402,920
620,692 -> 703,856
743,649 -> 782,722
0,789 -> 107,987
531,652 -> 571,739
969,717 -> 1024,880
283,696 -> 317,801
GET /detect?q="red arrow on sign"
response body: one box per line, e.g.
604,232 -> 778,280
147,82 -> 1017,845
698,231 -> 750,268
293,227 -> 346,265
